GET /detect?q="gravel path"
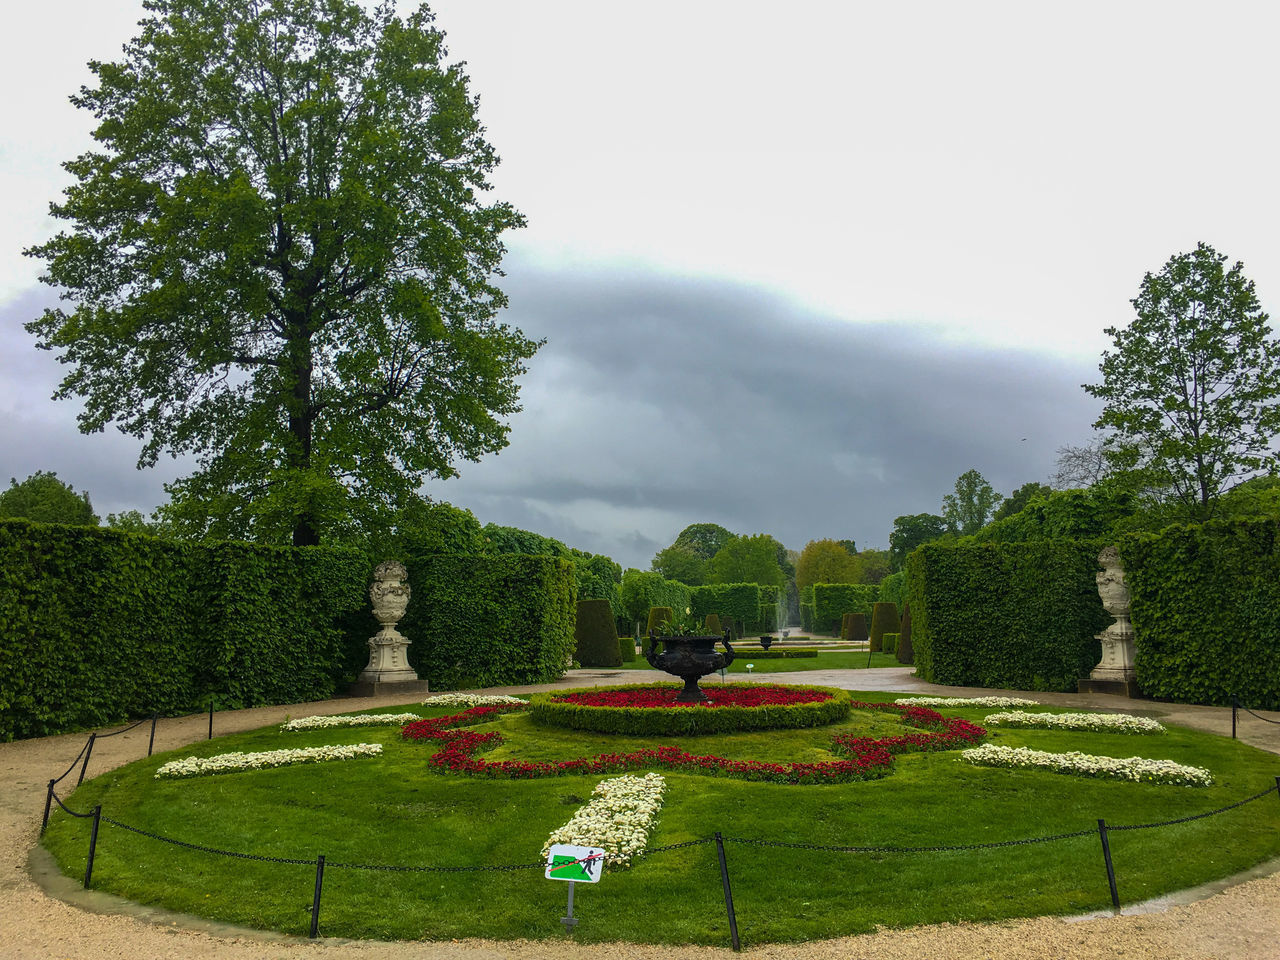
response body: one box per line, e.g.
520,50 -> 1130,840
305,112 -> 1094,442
4,668 -> 1280,959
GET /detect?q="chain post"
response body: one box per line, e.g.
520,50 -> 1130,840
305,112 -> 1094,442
1274,776 -> 1280,807
1232,696 -> 1238,739
84,805 -> 102,888
310,855 -> 326,938
41,783 -> 55,834
1097,819 -> 1120,912
76,734 -> 97,787
714,832 -> 741,951
208,701 -> 214,740
148,713 -> 159,757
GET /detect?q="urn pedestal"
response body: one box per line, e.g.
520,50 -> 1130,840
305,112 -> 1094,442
348,560 -> 430,698
1078,546 -> 1142,698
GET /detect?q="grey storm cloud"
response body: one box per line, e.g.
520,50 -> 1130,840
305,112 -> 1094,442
0,261 -> 1105,568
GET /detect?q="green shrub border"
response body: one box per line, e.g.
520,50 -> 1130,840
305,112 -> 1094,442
527,683 -> 851,736
739,648 -> 819,659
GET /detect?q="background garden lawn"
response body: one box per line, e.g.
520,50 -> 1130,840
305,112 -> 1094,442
42,695 -> 1280,945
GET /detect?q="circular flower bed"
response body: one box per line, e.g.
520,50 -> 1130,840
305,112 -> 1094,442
528,683 -> 850,735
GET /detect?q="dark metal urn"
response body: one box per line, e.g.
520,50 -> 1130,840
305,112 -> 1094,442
645,630 -> 736,703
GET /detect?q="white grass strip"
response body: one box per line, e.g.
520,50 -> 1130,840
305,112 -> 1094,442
542,773 -> 666,869
983,711 -> 1165,734
422,693 -> 527,708
281,713 -> 421,731
960,744 -> 1211,786
897,696 -> 1040,708
156,744 -> 382,779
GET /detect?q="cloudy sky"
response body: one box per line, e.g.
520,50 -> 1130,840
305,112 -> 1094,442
3,1 -> 1280,569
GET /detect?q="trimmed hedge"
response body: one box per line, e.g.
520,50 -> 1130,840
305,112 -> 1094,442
1119,519 -> 1280,709
799,584 -> 815,632
0,519 -> 370,741
882,632 -> 899,655
402,554 -> 576,691
646,606 -> 674,636
574,599 -> 621,668
847,613 -> 869,643
812,583 -> 878,634
618,636 -> 638,663
691,583 -> 761,633
869,602 -> 900,653
527,683 -> 851,736
750,583 -> 781,633
905,540 -> 1108,692
897,604 -> 914,665
878,571 -> 907,609
739,648 -> 819,659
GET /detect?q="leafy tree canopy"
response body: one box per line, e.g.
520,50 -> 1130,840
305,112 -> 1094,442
853,548 -> 891,585
671,523 -> 735,560
888,513 -> 948,572
0,471 -> 99,526
795,538 -> 861,591
942,469 -> 1002,536
1084,242 -> 1280,520
25,0 -> 536,547
707,533 -> 786,586
652,543 -> 708,585
104,508 -> 173,537
991,481 -> 1053,523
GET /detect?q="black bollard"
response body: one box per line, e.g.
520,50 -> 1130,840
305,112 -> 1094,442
714,832 -> 741,951
84,805 -> 102,888
148,713 -> 158,757
310,855 -> 326,939
41,779 -> 55,834
208,701 -> 214,740
77,734 -> 97,787
1232,696 -> 1238,739
1097,819 -> 1120,912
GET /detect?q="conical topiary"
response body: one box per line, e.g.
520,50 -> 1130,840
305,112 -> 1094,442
575,599 -> 621,668
896,603 -> 914,664
848,613 -> 869,644
618,633 -> 637,663
882,632 -> 899,656
646,606 -> 674,637
704,613 -> 723,636
869,602 -> 900,653
840,613 -> 852,640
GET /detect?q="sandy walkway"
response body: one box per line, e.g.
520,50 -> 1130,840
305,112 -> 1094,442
3,667 -> 1279,959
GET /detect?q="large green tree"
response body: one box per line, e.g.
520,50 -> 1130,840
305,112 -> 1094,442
942,469 -> 1002,536
887,513 -> 947,572
651,543 -> 708,585
1084,243 -> 1280,519
0,471 -> 99,526
25,0 -> 536,546
990,481 -> 1053,523
707,534 -> 786,586
795,538 -> 860,591
671,523 -> 735,560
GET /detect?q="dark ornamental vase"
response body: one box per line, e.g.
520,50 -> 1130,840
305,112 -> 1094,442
645,631 -> 736,703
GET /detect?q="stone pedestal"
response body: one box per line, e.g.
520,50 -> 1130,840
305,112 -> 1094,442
1079,545 -> 1140,698
349,560 -> 427,697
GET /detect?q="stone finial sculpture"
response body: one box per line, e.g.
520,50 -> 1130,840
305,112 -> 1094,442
1084,545 -> 1138,694
357,560 -> 423,687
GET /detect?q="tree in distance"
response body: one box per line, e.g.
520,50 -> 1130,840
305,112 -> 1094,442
990,481 -> 1053,523
707,534 -> 786,586
1084,243 -> 1280,520
942,469 -> 1002,536
672,523 -> 735,560
888,513 -> 947,572
651,543 -> 708,585
25,0 -> 537,546
1050,439 -> 1113,490
0,471 -> 99,526
795,538 -> 860,592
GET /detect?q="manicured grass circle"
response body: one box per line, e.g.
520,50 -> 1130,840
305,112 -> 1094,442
528,682 -> 851,735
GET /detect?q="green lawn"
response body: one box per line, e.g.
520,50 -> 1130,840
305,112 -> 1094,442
43,693 -> 1280,946
613,649 -> 902,672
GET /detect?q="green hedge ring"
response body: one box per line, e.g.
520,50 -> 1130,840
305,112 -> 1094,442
528,683 -> 852,736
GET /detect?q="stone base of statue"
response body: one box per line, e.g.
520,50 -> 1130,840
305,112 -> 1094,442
1077,676 -> 1142,698
348,677 -> 430,698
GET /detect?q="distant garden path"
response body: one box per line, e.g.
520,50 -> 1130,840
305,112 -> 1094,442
3,666 -> 1278,960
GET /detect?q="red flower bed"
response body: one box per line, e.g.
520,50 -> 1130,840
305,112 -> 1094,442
552,684 -> 831,709
401,697 -> 986,785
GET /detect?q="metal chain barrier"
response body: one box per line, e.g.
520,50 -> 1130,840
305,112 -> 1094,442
1107,783 -> 1279,831
1242,706 -> 1280,725
94,716 -> 153,739
101,815 -> 319,865
721,829 -> 1097,854
49,790 -> 97,819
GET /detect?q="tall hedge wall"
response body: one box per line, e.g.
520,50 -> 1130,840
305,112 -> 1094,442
799,584 -> 815,632
620,570 -> 691,629
400,554 -> 576,691
1119,519 -> 1280,709
812,583 -> 879,634
690,583 -> 761,628
0,519 -> 370,741
904,540 -> 1108,691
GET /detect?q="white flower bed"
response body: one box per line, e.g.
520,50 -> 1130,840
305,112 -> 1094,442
983,710 -> 1165,734
421,693 -> 528,708
281,713 -> 421,731
155,744 -> 382,779
960,744 -> 1211,786
896,696 -> 1040,708
542,773 -> 666,869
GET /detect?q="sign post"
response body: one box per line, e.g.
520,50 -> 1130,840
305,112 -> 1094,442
545,843 -> 605,932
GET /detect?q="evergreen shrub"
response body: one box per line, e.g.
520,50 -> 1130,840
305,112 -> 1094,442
646,607 -> 674,636
703,613 -> 723,636
1119,519 -> 1280,709
869,602 -> 900,652
848,613 -> 869,643
812,583 -> 878,634
905,540 -> 1108,691
618,636 -> 637,663
882,632 -> 899,655
574,599 -> 621,668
